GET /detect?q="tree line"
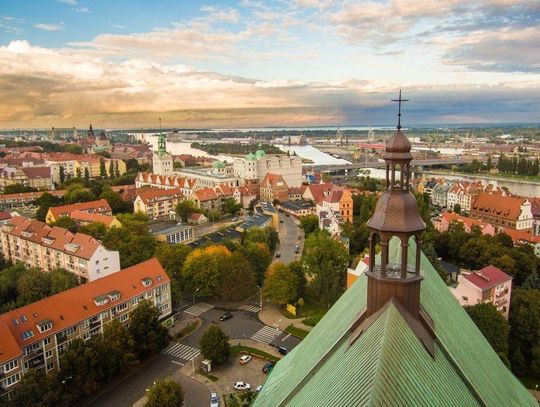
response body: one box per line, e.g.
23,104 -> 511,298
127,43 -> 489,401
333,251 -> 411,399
498,154 -> 540,176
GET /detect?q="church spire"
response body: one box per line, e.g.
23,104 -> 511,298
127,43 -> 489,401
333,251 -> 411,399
365,91 -> 426,318
157,117 -> 166,153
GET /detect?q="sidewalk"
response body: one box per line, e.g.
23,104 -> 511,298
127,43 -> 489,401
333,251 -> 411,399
258,303 -> 312,332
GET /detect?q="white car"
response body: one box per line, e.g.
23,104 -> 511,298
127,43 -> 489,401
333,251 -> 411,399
233,381 -> 251,391
210,392 -> 219,407
256,385 -> 263,392
239,355 -> 252,365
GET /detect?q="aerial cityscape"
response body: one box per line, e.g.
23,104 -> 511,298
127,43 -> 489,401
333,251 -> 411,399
0,1 -> 539,406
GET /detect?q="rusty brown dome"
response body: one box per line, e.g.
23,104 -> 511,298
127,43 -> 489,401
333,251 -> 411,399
366,189 -> 426,233
384,130 -> 412,161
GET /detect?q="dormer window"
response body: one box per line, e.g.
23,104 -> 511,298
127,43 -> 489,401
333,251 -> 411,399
93,294 -> 109,306
108,290 -> 121,301
21,330 -> 34,340
142,277 -> 152,287
42,237 -> 55,245
37,319 -> 53,333
21,230 -> 34,238
65,243 -> 80,252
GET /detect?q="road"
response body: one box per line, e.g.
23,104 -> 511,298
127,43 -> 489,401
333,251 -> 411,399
88,304 -> 300,407
276,211 -> 303,264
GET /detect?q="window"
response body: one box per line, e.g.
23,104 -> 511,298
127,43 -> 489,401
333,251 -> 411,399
131,297 -> 139,306
20,315 -> 28,322
116,302 -> 128,312
43,337 -> 51,346
47,362 -> 54,371
3,359 -> 18,373
21,330 -> 34,340
145,291 -> 152,299
101,311 -> 109,319
118,313 -> 129,323
1,372 -> 21,388
38,322 -> 53,333
12,318 -> 19,326
45,350 -> 53,359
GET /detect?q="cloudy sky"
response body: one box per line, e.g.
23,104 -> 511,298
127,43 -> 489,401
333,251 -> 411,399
0,0 -> 539,128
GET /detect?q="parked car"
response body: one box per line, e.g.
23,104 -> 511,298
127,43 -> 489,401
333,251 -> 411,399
219,312 -> 233,321
210,392 -> 219,407
239,355 -> 252,365
294,244 -> 300,254
233,381 -> 251,391
256,385 -> 263,392
275,251 -> 281,258
263,362 -> 275,373
278,346 -> 289,355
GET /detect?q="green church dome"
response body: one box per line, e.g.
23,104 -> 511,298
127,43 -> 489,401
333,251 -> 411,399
255,143 -> 266,158
212,160 -> 225,169
246,152 -> 256,161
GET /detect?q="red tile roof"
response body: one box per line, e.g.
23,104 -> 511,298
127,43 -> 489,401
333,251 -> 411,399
70,210 -> 117,227
441,212 -> 493,232
48,199 -> 111,220
305,182 -> 334,203
193,187 -> 219,202
499,228 -> 540,245
0,210 -> 12,221
471,193 -> 527,221
0,258 -> 169,364
136,188 -> 183,204
0,190 -> 64,203
21,166 -> 51,179
464,265 -> 512,291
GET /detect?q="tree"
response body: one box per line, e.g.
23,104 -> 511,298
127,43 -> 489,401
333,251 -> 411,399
102,319 -> 136,375
76,167 -> 82,178
199,325 -> 230,364
145,377 -> 184,407
53,216 -> 78,232
486,155 -> 493,171
244,227 -> 279,252
175,200 -> 200,222
108,160 -> 114,179
523,270 -> 540,290
99,158 -> 107,178
49,268 -> 78,293
215,251 -> 257,301
6,368 -> 67,407
128,301 -> 168,359
33,192 -> 64,222
0,264 -> 26,311
263,262 -> 299,305
302,231 -> 350,307
84,167 -> 90,185
154,243 -> 191,304
114,160 -> 120,178
17,268 -> 51,304
181,245 -> 231,298
100,185 -> 128,214
222,197 -> 241,215
3,184 -> 38,194
64,183 -> 95,204
240,242 -> 272,285
299,215 -> 319,236
59,165 -> 66,184
465,303 -> 509,360
60,339 -> 104,397
79,222 -> 108,240
453,203 -> 461,214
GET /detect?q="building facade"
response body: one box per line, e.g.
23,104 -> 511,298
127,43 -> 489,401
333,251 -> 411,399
46,199 -> 112,224
0,258 -> 171,397
471,193 -> 533,231
0,216 -> 120,282
152,133 -> 173,176
134,188 -> 184,221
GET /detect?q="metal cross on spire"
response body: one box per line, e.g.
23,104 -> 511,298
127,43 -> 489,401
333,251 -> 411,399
391,90 -> 409,130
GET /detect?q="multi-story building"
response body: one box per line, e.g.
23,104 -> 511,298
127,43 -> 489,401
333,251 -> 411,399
0,258 -> 171,397
134,188 -> 184,221
189,187 -> 221,211
0,216 -> 120,282
0,167 -> 53,192
46,199 -> 112,224
450,265 -> 512,318
69,211 -> 122,229
446,181 -> 483,212
498,227 -> 540,257
0,190 -> 65,210
151,224 -> 194,245
316,188 -> 353,224
176,162 -> 238,188
152,133 -> 173,176
135,173 -> 196,195
233,186 -> 258,209
431,183 -> 451,207
45,153 -> 126,182
432,212 -> 496,236
471,193 -> 533,232
233,146 -> 303,187
302,182 -> 335,204
260,173 -> 289,203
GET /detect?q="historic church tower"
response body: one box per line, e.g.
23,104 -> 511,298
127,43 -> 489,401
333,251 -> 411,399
152,124 -> 173,176
365,91 -> 426,318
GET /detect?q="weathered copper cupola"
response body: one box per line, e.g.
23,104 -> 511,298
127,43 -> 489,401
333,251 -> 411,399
365,91 -> 426,318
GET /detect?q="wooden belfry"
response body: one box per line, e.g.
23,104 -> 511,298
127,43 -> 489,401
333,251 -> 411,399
365,91 -> 426,318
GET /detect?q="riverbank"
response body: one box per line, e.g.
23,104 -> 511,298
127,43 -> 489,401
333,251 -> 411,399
421,170 -> 540,186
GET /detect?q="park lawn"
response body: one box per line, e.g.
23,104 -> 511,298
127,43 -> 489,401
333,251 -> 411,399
231,345 -> 281,363
285,325 -> 310,339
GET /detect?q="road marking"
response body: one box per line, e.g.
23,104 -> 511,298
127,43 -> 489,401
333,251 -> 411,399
239,304 -> 261,313
282,333 -> 291,342
184,302 -> 214,316
251,326 -> 282,344
171,360 -> 184,366
165,343 -> 201,361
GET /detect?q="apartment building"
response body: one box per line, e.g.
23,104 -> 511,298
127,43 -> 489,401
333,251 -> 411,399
317,188 -> 353,224
0,258 -> 171,397
189,187 -> 221,211
450,265 -> 512,318
46,199 -> 112,224
0,216 -> 120,282
134,188 -> 184,221
260,173 -> 289,203
0,190 -> 65,210
45,153 -> 126,182
431,183 -> 451,207
135,172 -> 196,196
0,167 -> 53,192
446,181 -> 483,212
432,212 -> 496,236
471,193 -> 533,232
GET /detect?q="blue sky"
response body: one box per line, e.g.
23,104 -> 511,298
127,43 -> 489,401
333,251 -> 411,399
0,0 -> 539,128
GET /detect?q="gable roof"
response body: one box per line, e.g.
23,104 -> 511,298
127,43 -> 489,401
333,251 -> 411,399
70,210 -> 118,227
21,166 -> 51,179
48,199 -> 111,220
261,173 -> 287,188
499,227 -> 540,245
304,182 -> 334,203
0,258 -> 169,364
472,193 -> 528,220
441,212 -> 493,232
254,237 -> 535,406
193,187 -> 219,202
136,187 -> 183,204
464,265 -> 512,291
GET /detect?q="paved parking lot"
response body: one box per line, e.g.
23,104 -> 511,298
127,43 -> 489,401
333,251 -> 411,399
209,354 -> 269,395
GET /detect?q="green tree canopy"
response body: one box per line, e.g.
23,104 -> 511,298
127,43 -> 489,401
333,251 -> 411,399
199,325 -> 230,364
79,222 -> 108,240
239,242 -> 272,285
215,251 -> 257,301
302,231 -> 350,307
145,377 -> 184,407
49,268 -> 78,293
17,268 -> 51,304
64,183 -> 96,204
263,262 -> 299,305
298,215 -> 319,236
33,192 -> 64,222
175,200 -> 200,222
3,184 -> 38,194
154,243 -> 191,304
222,197 -> 241,215
244,227 -> 279,252
465,303 -> 509,360
128,300 -> 169,359
100,184 -> 129,214
53,216 -> 78,232
181,245 -> 231,298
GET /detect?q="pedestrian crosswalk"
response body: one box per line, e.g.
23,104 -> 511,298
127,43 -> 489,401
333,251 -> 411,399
165,342 -> 200,361
239,304 -> 261,313
183,302 -> 214,316
251,325 -> 282,344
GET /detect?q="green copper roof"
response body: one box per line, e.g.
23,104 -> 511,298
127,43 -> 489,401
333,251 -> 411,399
255,143 -> 266,158
254,237 -> 535,407
212,160 -> 225,169
246,152 -> 256,161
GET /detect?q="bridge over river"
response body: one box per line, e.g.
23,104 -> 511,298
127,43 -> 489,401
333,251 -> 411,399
310,157 -> 487,172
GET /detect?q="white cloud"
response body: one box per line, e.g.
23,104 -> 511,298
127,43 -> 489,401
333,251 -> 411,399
33,23 -> 63,32
200,6 -> 241,23
74,7 -> 90,13
113,24 -> 126,29
58,0 -> 77,5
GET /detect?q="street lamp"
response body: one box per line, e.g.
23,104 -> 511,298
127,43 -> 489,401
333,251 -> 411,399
192,288 -> 200,305
273,319 -> 281,348
256,285 -> 262,310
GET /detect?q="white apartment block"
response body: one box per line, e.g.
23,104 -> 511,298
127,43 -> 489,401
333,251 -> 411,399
0,258 -> 171,397
0,216 -> 120,283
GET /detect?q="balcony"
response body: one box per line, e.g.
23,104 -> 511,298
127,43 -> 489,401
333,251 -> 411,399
56,333 -> 67,344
